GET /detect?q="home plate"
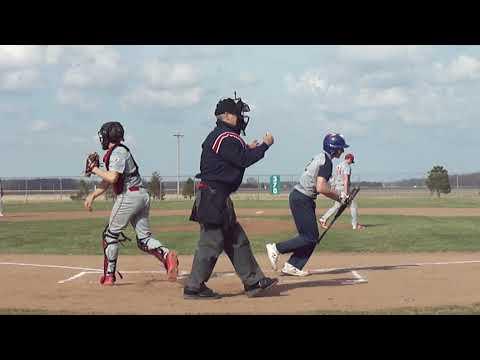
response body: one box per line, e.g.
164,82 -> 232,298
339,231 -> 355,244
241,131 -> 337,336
255,211 -> 264,215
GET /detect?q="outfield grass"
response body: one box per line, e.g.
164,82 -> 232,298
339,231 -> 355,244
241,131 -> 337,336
3,194 -> 480,214
1,214 -> 480,255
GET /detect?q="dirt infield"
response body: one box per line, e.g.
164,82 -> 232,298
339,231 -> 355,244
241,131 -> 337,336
2,253 -> 480,314
1,207 -> 480,223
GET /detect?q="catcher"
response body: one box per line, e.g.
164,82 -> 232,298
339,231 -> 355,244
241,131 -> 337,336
84,121 -> 179,286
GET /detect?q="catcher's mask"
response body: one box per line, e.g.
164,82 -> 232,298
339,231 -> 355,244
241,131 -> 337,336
98,122 -> 125,150
214,91 -> 251,135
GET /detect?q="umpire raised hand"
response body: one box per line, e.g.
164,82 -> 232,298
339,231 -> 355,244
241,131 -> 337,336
184,93 -> 278,300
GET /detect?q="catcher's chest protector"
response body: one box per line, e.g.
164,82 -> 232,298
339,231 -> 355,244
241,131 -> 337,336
103,144 -> 139,195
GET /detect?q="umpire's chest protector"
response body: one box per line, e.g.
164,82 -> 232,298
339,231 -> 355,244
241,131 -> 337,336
197,124 -> 247,190
190,124 -> 246,225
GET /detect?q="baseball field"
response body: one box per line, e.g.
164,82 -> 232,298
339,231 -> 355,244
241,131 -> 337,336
2,190 -> 480,314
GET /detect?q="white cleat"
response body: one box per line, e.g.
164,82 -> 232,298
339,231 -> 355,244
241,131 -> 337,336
266,243 -> 279,271
281,262 -> 310,277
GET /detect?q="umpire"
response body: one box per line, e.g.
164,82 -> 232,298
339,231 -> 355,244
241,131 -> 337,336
184,94 -> 278,300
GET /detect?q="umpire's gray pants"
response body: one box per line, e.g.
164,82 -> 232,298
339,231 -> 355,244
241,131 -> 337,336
186,199 -> 265,291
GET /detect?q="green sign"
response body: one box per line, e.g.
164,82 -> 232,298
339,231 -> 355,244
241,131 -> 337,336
270,175 -> 281,195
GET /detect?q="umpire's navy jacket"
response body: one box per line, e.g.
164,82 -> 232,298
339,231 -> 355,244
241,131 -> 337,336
191,120 -> 270,225
197,120 -> 270,193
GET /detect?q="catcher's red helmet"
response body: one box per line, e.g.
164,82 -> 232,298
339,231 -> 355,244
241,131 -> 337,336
345,153 -> 355,163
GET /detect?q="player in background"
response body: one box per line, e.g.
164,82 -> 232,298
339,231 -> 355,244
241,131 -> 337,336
319,153 -> 364,230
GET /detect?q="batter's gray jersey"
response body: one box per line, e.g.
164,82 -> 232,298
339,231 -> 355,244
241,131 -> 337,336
333,160 -> 351,191
108,146 -> 143,193
294,152 -> 333,199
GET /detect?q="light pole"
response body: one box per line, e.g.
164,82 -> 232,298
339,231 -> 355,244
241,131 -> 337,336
173,132 -> 184,200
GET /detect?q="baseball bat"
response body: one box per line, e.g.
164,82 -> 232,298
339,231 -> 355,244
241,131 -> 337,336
317,187 -> 360,243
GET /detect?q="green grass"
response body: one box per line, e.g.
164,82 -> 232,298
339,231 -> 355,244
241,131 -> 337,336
1,214 -> 480,255
4,194 -> 480,214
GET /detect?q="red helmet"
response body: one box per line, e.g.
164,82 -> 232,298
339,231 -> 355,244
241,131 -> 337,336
345,153 -> 355,163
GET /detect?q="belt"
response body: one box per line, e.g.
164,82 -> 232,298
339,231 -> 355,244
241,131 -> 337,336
128,186 -> 140,192
196,182 -> 209,190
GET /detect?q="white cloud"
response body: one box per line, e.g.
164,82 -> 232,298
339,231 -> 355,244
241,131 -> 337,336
0,69 -> 39,91
434,55 -> 480,82
322,119 -> 369,137
44,45 -> 64,64
31,120 -> 50,132
52,46 -> 128,111
355,87 -> 408,107
124,86 -> 202,108
156,45 -> 228,60
395,84 -> 474,127
238,72 -> 258,86
57,88 -> 97,111
143,60 -> 199,89
337,45 -> 424,62
61,46 -> 125,89
285,71 -> 344,95
0,45 -> 44,68
123,58 -> 204,109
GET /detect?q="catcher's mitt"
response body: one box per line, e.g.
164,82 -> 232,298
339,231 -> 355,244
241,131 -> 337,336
85,152 -> 100,177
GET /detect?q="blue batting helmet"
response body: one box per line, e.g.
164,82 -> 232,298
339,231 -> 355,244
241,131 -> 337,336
323,133 -> 349,156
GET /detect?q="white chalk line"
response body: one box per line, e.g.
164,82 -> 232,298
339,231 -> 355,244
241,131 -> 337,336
350,270 -> 367,283
280,270 -> 368,285
57,270 -> 192,284
307,259 -> 480,275
0,262 -> 102,272
2,259 -> 480,285
58,272 -> 89,284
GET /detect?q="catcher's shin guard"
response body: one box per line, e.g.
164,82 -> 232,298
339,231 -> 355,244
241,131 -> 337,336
137,235 -> 179,281
136,236 -> 167,266
100,226 -> 123,284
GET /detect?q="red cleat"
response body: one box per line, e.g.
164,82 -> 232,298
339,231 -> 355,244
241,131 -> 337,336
165,251 -> 179,282
99,274 -> 116,286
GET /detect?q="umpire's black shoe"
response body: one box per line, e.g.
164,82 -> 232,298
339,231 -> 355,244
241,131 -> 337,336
244,277 -> 279,298
183,284 -> 222,300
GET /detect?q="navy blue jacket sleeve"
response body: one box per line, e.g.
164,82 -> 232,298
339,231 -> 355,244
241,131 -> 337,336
317,164 -> 332,181
217,137 -> 270,168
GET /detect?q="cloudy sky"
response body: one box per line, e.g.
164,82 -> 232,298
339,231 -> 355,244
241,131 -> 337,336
0,45 -> 479,181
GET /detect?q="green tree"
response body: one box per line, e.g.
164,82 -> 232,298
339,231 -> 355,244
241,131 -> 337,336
70,180 -> 94,200
425,165 -> 451,198
182,177 -> 195,199
245,177 -> 258,188
148,172 -> 165,200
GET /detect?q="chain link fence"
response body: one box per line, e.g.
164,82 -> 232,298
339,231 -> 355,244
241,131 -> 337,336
0,173 -> 478,202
